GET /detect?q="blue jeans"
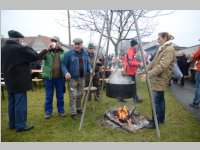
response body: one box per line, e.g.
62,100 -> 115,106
152,91 -> 165,123
193,71 -> 200,105
45,78 -> 65,115
8,92 -> 27,130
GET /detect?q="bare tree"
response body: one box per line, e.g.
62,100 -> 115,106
56,10 -> 173,56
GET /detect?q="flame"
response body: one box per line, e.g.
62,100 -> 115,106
116,106 -> 129,120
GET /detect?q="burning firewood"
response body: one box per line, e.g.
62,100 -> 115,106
103,105 -> 149,132
128,106 -> 136,118
104,111 -> 130,132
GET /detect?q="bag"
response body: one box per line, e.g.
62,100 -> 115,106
172,63 -> 183,79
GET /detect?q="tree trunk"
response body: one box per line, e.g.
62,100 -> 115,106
114,44 -> 119,56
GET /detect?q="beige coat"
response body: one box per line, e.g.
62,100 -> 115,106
147,43 -> 176,91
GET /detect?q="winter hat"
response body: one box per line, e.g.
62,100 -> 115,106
88,43 -> 95,49
130,39 -> 138,46
8,30 -> 24,38
73,38 -> 83,44
51,36 -> 60,42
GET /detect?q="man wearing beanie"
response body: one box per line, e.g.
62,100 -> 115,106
123,39 -> 143,103
2,30 -> 39,132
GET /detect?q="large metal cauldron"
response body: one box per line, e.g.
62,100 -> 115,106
106,81 -> 135,99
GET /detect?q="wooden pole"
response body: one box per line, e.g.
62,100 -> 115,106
131,10 -> 160,139
101,10 -> 113,93
79,10 -> 108,131
104,10 -> 113,68
67,10 -> 71,47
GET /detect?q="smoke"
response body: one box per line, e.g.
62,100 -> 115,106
108,69 -> 133,84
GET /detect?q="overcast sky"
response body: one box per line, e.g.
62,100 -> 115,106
1,10 -> 200,54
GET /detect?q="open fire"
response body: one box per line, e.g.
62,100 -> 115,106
115,106 -> 130,123
103,105 -> 149,132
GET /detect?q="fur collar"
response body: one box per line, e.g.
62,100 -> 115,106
158,41 -> 172,52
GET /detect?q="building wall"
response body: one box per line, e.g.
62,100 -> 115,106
31,37 -> 48,51
180,45 -> 200,55
144,46 -> 158,56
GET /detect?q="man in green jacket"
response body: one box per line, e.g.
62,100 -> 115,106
39,36 -> 66,119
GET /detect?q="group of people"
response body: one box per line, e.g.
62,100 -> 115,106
108,32 -> 200,129
1,30 -> 200,132
2,30 -> 103,132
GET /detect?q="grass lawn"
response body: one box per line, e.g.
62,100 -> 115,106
1,78 -> 200,142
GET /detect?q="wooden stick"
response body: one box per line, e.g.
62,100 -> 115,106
131,10 -> 161,139
79,10 -> 109,131
101,11 -> 113,94
67,10 -> 71,47
80,90 -> 87,109
104,112 -> 130,132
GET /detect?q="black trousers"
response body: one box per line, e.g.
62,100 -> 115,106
129,75 -> 139,101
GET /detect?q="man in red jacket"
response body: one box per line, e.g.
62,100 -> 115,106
124,39 -> 143,103
189,46 -> 200,109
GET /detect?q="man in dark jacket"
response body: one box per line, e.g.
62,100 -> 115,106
85,43 -> 103,101
176,52 -> 189,86
1,30 -> 38,132
61,38 -> 92,120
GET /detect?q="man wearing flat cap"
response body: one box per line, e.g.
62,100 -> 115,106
85,43 -> 103,101
1,30 -> 39,132
38,36 -> 66,119
61,38 -> 92,120
123,39 -> 144,103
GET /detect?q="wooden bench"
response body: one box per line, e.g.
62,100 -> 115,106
32,78 -> 43,90
1,81 -> 6,100
81,86 -> 98,109
83,86 -> 97,100
99,78 -> 109,82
